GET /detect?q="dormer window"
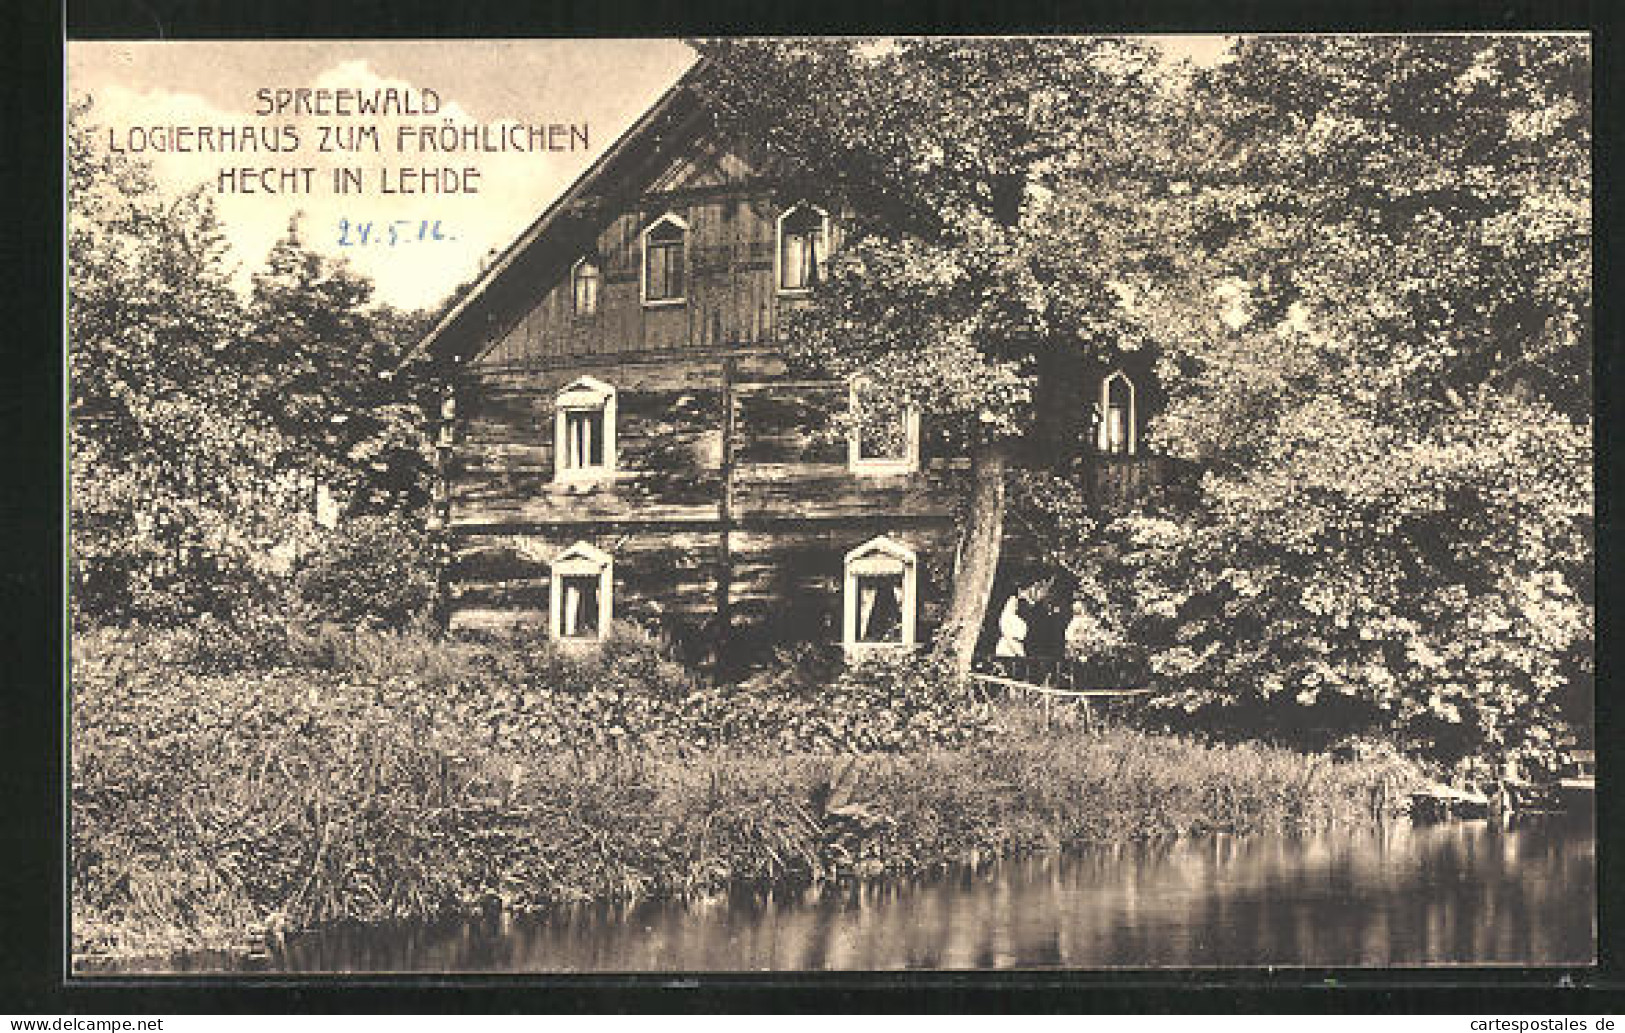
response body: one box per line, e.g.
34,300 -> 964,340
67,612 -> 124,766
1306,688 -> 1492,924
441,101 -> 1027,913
554,375 -> 617,481
1097,371 -> 1136,456
572,256 -> 600,317
843,536 -> 918,653
776,202 -> 828,294
641,213 -> 687,306
551,541 -> 613,642
848,380 -> 920,475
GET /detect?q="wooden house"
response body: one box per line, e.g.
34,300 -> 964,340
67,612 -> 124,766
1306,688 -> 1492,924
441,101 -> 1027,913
413,63 -> 1166,673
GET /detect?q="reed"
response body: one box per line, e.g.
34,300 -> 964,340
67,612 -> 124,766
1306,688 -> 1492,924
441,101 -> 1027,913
70,625 -> 1422,963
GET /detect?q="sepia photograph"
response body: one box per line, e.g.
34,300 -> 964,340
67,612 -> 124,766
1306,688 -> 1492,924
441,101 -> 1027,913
64,34 -> 1595,975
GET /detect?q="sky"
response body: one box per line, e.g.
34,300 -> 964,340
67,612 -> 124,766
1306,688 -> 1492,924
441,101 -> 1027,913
67,37 -> 1232,312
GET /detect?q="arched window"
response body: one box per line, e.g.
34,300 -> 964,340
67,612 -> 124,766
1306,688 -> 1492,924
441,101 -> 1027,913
776,202 -> 829,294
551,541 -> 613,641
641,213 -> 687,305
848,379 -> 920,474
554,375 -> 617,481
1097,371 -> 1136,456
843,536 -> 918,653
571,256 -> 600,317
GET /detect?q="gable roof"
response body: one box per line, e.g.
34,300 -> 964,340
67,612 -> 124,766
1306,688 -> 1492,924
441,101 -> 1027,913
410,56 -> 715,365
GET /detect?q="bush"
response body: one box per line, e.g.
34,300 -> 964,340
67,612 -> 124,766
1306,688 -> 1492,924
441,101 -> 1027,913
783,649 -> 994,752
294,515 -> 438,628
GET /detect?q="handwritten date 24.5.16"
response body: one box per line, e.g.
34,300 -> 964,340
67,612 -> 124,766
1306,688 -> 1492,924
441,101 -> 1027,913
337,219 -> 455,246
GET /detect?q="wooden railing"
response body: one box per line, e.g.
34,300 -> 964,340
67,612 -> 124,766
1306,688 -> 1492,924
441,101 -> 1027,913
967,654 -> 1153,732
972,654 -> 1146,691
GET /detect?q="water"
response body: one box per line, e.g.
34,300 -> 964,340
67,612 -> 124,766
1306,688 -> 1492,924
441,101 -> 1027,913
109,818 -> 1596,972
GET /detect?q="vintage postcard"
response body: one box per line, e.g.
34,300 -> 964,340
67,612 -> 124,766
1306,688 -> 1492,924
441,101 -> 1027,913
65,36 -> 1594,974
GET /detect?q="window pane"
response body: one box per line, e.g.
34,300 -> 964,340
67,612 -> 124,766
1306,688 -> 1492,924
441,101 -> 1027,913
646,239 -> 683,301
574,263 -> 599,315
1106,405 -> 1127,455
1100,376 -> 1134,456
561,574 -> 601,637
856,573 -> 904,643
672,247 -> 686,298
564,409 -> 605,469
781,208 -> 823,291
782,232 -> 810,290
665,244 -> 684,298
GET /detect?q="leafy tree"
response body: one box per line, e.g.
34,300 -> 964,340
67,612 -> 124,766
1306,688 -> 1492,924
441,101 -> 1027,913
69,98 -> 439,626
244,218 -> 437,519
1088,37 -> 1593,767
696,38 -> 1182,671
69,98 -> 315,623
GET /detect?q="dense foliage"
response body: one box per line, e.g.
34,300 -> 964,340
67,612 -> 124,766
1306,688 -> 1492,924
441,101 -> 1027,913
72,624 -> 1417,959
696,40 -> 1189,667
293,515 -> 441,628
68,98 -> 437,627
700,37 -> 1592,767
1019,38 -> 1593,768
696,37 -> 1175,442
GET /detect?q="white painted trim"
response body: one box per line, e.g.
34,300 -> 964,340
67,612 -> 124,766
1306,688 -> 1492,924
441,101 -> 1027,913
640,211 -> 689,307
842,535 -> 918,655
1097,370 -> 1137,456
774,201 -> 830,296
847,379 -> 920,475
553,375 -> 617,483
550,541 -> 614,642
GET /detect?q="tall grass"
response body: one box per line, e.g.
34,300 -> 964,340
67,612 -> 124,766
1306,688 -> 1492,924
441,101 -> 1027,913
70,625 -> 1421,961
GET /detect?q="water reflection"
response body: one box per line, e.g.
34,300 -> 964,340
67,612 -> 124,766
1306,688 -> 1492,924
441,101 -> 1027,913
120,818 -> 1597,972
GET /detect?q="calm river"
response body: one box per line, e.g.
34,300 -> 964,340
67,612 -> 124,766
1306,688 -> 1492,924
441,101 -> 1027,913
118,817 -> 1595,972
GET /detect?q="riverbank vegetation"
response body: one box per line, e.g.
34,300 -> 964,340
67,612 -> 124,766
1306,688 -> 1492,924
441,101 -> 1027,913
71,624 -> 1420,962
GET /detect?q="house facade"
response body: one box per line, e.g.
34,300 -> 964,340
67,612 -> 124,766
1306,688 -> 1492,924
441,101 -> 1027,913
415,63 -> 1165,674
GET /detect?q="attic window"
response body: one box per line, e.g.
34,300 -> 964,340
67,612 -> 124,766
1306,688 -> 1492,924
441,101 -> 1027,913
1097,371 -> 1136,456
572,256 -> 600,317
777,203 -> 828,294
551,542 -> 613,642
641,213 -> 687,306
848,380 -> 920,475
554,375 -> 617,481
843,536 -> 918,653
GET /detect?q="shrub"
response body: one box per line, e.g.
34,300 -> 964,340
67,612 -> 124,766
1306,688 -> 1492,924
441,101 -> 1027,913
294,515 -> 438,628
783,648 -> 994,752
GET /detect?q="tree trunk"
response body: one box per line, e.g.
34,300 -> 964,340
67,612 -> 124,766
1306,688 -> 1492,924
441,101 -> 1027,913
941,440 -> 1008,676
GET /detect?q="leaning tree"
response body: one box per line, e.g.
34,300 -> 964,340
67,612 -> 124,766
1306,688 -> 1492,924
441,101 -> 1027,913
695,38 -> 1188,671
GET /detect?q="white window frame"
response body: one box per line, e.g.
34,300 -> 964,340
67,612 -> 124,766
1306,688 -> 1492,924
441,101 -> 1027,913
847,379 -> 920,475
775,201 -> 830,296
843,535 -> 918,655
570,255 -> 601,318
550,541 -> 614,643
553,375 -> 617,482
1097,370 -> 1137,456
640,212 -> 688,308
